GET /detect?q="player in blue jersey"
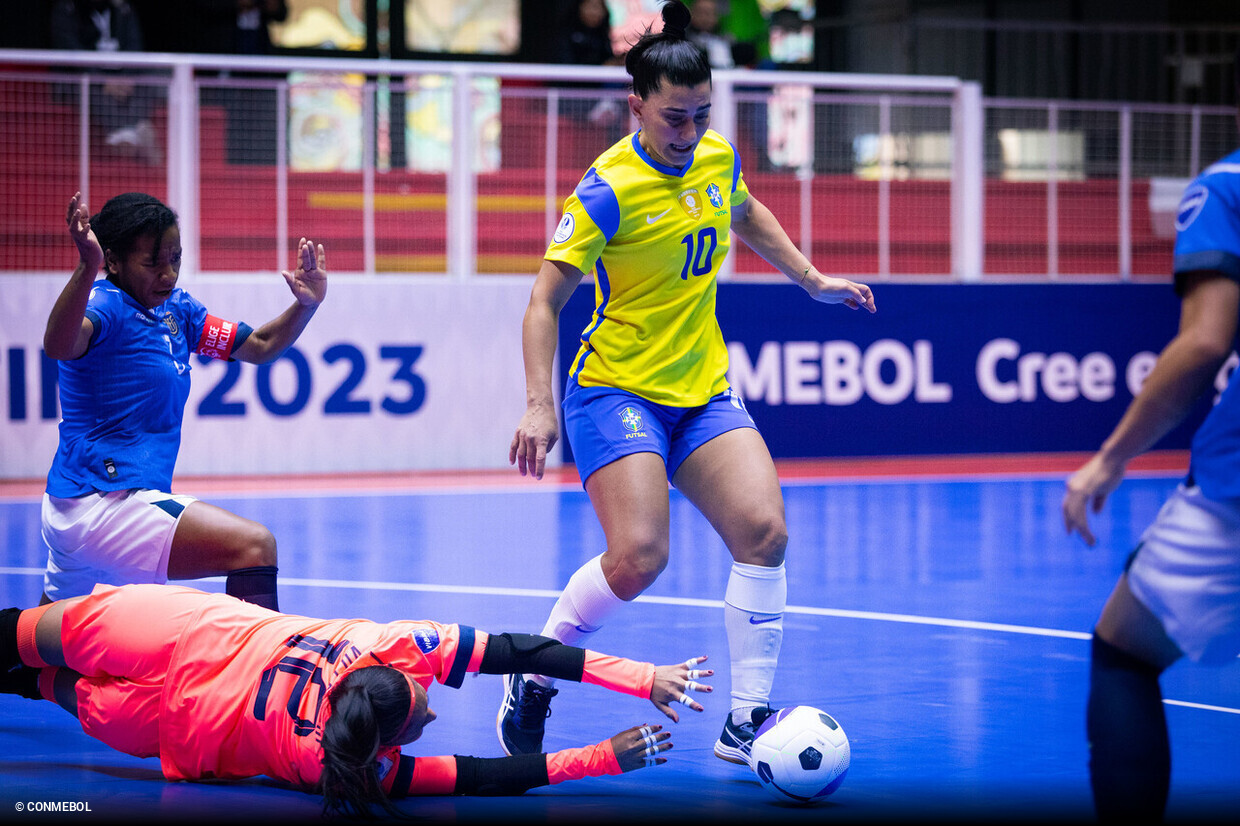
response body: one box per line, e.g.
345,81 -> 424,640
39,190 -> 328,611
1062,58 -> 1240,823
500,1 -> 875,767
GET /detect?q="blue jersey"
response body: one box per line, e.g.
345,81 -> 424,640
46,279 -> 251,497
1172,148 -> 1240,500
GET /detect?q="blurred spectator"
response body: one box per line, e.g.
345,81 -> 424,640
730,39 -> 772,169
717,0 -> 769,65
182,0 -> 288,55
687,0 -> 734,69
554,0 -> 619,67
178,2 -> 289,166
554,0 -> 625,131
49,0 -> 161,164
236,0 -> 288,55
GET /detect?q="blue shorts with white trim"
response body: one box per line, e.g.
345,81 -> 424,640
562,376 -> 757,486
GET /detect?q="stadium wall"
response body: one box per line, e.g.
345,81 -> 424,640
3,279 -> 1232,480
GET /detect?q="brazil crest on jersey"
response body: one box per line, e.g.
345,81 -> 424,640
547,128 -> 749,406
1172,147 -> 1240,500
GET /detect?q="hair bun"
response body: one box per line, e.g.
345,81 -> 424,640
660,1 -> 691,40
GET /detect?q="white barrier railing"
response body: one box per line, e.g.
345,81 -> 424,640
1,49 -> 1234,281
0,49 -> 980,280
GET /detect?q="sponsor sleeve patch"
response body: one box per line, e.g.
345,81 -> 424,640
1175,183 -> 1209,232
413,628 -> 441,654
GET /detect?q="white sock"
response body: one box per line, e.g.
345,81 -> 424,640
529,554 -> 625,688
724,561 -> 786,721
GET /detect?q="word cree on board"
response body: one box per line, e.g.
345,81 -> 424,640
728,338 -> 1237,407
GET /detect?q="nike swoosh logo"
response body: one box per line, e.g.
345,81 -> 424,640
646,208 -> 672,224
748,615 -> 781,625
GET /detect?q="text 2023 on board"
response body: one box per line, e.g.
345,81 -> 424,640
196,343 -> 426,417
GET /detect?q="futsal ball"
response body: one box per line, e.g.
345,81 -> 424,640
749,705 -> 850,804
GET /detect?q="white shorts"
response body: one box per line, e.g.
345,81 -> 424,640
1126,484 -> 1240,665
41,489 -> 197,601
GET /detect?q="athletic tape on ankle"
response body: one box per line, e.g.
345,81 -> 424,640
16,604 -> 53,669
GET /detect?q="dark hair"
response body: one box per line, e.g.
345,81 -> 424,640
319,666 -> 413,819
90,192 -> 178,268
625,1 -> 711,98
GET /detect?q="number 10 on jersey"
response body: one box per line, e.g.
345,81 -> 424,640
680,227 -> 718,280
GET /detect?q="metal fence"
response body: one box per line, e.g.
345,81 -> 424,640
827,16 -> 1240,107
1,49 -> 1235,282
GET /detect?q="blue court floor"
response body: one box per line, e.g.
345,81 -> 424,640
1,468 -> 1237,823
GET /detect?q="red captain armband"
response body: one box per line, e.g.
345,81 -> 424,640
195,314 -> 239,361
546,740 -> 622,785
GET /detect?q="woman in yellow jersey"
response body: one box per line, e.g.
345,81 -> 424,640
500,1 -> 875,767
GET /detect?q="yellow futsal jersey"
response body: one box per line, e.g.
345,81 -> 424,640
547,129 -> 750,407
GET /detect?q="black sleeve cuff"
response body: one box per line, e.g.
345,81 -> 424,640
453,754 -> 550,796
478,633 -> 587,681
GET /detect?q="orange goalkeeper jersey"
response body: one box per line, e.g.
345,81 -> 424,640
156,593 -> 484,790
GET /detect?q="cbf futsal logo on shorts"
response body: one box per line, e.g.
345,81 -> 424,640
620,406 -> 647,440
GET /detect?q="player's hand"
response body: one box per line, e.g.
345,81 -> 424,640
609,724 -> 671,772
282,237 -> 327,307
650,655 -> 712,723
66,192 -> 103,274
1063,452 -> 1127,547
804,272 -> 876,313
510,401 -> 559,479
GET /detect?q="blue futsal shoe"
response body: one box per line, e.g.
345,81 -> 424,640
714,705 -> 777,765
497,672 -> 559,756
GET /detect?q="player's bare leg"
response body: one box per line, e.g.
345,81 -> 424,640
499,452 -> 670,756
168,502 -> 280,610
673,427 -> 787,764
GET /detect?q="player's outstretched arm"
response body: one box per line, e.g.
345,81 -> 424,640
512,259 -> 584,479
45,192 -> 103,360
1062,271 -> 1238,546
731,194 -> 876,313
397,725 -> 671,797
234,237 -> 327,364
477,633 -> 711,720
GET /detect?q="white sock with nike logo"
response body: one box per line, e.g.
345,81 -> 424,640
724,561 -> 786,723
530,553 -> 625,689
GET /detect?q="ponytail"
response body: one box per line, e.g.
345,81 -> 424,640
319,666 -> 412,818
625,2 -> 711,98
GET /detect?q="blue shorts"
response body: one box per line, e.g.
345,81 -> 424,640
562,376 -> 758,485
